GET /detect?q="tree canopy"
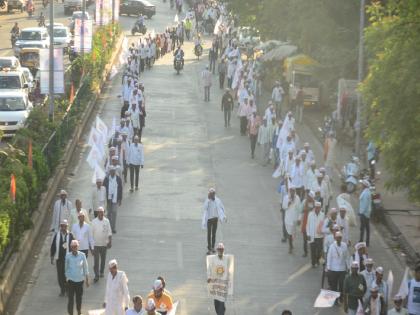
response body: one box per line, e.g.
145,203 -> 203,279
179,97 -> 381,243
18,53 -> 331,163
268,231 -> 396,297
361,0 -> 420,202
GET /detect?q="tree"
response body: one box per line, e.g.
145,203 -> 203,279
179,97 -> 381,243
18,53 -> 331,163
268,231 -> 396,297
361,0 -> 420,202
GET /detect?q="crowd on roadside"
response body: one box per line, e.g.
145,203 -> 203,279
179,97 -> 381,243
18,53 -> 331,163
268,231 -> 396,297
43,0 -> 420,314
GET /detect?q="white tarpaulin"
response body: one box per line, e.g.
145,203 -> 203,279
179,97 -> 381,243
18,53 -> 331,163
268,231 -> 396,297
96,116 -> 109,143
88,309 -> 105,315
206,254 -> 234,302
74,19 -> 93,52
39,48 -> 64,94
91,164 -> 106,184
314,289 -> 341,308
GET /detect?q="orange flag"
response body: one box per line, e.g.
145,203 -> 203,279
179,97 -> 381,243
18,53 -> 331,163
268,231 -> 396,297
28,139 -> 33,169
69,82 -> 75,103
10,174 -> 16,203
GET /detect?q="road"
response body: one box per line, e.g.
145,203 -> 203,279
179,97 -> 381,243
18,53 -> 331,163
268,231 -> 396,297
9,1 -> 406,314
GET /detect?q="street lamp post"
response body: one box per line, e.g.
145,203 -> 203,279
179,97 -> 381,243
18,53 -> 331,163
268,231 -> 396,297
355,0 -> 365,156
48,0 -> 54,122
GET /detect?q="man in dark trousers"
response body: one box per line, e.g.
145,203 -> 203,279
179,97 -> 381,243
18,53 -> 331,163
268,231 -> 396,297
221,88 -> 234,127
209,43 -> 218,74
103,166 -> 123,233
50,219 -> 74,297
217,58 -> 227,89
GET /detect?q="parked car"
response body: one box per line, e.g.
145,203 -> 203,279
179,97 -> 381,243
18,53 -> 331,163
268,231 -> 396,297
14,27 -> 50,56
64,0 -> 82,15
0,91 -> 33,138
0,56 -> 21,70
47,23 -> 72,52
7,0 -> 24,12
68,11 -> 91,34
119,0 -> 156,18
0,69 -> 30,95
18,48 -> 40,76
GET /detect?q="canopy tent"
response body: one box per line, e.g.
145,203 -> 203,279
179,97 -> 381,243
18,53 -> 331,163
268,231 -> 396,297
260,44 -> 298,62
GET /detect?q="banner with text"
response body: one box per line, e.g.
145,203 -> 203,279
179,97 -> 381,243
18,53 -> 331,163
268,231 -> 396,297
74,18 -> 93,52
206,254 -> 234,302
314,289 -> 341,308
39,48 -> 64,94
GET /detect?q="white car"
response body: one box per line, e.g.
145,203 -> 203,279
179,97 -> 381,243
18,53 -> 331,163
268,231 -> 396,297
0,56 -> 21,70
14,27 -> 50,56
47,23 -> 72,51
0,69 -> 29,93
0,91 -> 33,138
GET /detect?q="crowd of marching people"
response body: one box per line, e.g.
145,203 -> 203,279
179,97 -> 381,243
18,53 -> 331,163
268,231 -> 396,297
43,0 -> 420,314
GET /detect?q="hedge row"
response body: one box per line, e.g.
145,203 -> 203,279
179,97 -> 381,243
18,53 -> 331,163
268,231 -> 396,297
0,23 -> 121,261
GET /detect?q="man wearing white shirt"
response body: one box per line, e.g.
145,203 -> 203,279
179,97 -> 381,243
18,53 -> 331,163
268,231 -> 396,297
303,142 -> 315,162
103,166 -> 123,234
91,178 -> 107,218
282,186 -> 301,253
202,188 -> 226,255
271,81 -> 284,117
51,189 -> 73,233
360,258 -> 375,303
71,212 -> 94,258
306,201 -> 325,267
68,199 -> 90,228
126,296 -> 145,315
280,135 -> 296,164
337,206 -> 350,244
326,231 -> 349,297
127,135 -> 144,192
92,207 -> 112,282
290,156 -> 304,199
304,161 -> 318,193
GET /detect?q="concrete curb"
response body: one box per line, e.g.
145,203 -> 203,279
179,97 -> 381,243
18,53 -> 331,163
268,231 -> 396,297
0,34 -> 124,314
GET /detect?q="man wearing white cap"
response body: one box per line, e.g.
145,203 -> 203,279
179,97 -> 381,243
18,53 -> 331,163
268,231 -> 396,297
303,142 -> 315,162
290,155 -> 304,199
51,189 -> 73,233
343,261 -> 367,315
50,219 -> 75,296
68,199 -> 90,228
360,258 -> 375,303
65,240 -> 89,315
319,167 -> 333,213
144,298 -> 159,315
103,259 -> 130,315
373,266 -> 388,308
279,135 -> 296,165
147,279 -> 173,315
363,284 -> 386,315
337,206 -> 350,244
304,161 -> 317,193
322,207 -> 338,236
273,148 -> 294,179
282,185 -> 301,253
271,81 -> 284,117
71,212 -> 94,258
92,207 -> 112,282
207,243 -> 232,315
127,135 -> 144,192
202,65 -> 212,102
359,179 -> 372,246
103,165 -> 123,233
91,177 -> 107,218
306,201 -> 325,266
326,230 -> 349,296
202,188 -> 227,255
387,294 -> 408,315
299,190 -> 315,257
352,242 -> 368,272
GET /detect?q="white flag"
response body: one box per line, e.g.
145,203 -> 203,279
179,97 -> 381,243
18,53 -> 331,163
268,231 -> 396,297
91,164 -> 106,184
397,267 -> 410,299
174,14 -> 179,23
86,144 -> 104,169
96,116 -> 109,143
387,270 -> 394,304
313,289 -> 341,308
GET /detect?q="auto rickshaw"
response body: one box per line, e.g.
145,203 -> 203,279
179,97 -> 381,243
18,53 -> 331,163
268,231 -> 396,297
19,48 -> 40,76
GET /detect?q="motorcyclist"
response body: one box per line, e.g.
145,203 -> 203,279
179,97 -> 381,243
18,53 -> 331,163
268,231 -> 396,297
10,23 -> 20,47
173,45 -> 184,68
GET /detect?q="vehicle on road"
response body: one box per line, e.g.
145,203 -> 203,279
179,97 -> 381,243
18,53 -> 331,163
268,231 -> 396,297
284,54 -> 320,107
120,0 -> 156,18
7,0 -> 24,12
47,23 -> 71,52
174,55 -> 183,74
14,27 -> 50,56
0,56 -> 21,70
0,68 -> 30,98
19,48 -> 39,76
194,44 -> 203,60
64,0 -> 82,15
68,11 -> 91,35
131,22 -> 147,35
0,90 -> 33,138
235,26 -> 261,49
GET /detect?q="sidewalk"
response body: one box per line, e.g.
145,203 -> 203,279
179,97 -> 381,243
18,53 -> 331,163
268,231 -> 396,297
302,104 -> 420,265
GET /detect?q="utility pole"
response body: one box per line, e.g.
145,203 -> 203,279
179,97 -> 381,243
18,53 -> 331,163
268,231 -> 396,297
81,0 -> 86,57
355,0 -> 365,156
48,0 -> 54,122
112,0 -> 115,24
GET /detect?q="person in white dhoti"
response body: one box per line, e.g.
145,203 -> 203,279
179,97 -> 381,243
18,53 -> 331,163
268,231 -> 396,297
91,177 -> 107,218
306,201 -> 325,267
282,186 -> 301,253
51,190 -> 73,233
303,142 -> 315,162
273,148 -> 294,179
279,135 -> 296,165
304,160 -> 318,194
207,243 -> 232,315
336,206 -> 350,244
257,118 -> 272,165
103,259 -> 130,315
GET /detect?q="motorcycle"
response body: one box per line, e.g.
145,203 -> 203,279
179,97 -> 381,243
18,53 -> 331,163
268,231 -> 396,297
321,115 -> 335,139
11,33 -> 19,47
174,56 -> 183,74
131,22 -> 147,36
194,44 -> 203,60
38,16 -> 45,27
341,156 -> 360,193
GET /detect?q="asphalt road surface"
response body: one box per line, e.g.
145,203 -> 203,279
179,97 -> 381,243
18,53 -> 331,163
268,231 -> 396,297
9,1 -> 406,314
